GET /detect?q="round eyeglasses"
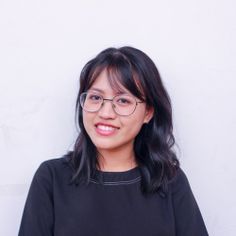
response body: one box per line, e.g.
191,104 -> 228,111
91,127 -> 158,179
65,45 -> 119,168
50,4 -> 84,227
79,92 -> 144,116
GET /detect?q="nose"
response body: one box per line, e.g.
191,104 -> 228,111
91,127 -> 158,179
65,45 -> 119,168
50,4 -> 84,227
98,100 -> 117,119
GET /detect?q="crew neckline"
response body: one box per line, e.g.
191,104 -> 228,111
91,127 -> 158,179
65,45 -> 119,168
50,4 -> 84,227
92,166 -> 141,183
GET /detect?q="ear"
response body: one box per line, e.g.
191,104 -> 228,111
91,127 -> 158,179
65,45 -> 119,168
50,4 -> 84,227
143,106 -> 154,124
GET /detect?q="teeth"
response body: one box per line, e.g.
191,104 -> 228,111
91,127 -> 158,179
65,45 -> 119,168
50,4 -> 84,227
97,125 -> 115,131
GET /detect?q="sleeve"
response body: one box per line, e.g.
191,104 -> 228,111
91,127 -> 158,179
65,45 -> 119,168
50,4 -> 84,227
18,162 -> 54,236
171,168 -> 209,236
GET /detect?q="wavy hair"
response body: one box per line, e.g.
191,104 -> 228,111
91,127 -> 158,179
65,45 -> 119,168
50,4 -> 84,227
67,46 -> 179,194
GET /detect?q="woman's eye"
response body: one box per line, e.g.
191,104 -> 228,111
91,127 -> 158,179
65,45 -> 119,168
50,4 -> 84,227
89,95 -> 102,101
117,98 -> 130,104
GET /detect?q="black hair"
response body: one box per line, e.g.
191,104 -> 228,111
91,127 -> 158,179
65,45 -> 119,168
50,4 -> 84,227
66,46 -> 179,194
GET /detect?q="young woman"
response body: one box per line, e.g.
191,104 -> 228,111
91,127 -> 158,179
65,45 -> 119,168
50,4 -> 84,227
19,46 -> 208,235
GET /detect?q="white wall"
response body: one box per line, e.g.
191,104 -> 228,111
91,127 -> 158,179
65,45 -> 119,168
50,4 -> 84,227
0,0 -> 235,235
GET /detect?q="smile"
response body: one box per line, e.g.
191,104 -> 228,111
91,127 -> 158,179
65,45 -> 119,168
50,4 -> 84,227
97,125 -> 116,131
95,125 -> 119,136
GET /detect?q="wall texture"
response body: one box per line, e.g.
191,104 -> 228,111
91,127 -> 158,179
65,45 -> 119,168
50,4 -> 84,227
0,0 -> 235,235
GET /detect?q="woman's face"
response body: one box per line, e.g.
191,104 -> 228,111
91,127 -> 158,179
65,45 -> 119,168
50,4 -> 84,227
82,69 -> 154,153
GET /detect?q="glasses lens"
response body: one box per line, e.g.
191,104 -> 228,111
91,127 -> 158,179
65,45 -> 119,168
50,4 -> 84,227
80,92 -> 102,112
113,94 -> 136,116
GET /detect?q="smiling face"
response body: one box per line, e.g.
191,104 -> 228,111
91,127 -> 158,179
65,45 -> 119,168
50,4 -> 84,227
82,69 -> 154,155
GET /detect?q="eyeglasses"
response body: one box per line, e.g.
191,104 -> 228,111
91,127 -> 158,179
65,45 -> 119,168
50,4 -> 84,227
80,92 -> 144,116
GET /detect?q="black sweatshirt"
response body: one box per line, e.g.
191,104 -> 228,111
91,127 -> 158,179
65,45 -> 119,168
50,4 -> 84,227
18,157 -> 208,236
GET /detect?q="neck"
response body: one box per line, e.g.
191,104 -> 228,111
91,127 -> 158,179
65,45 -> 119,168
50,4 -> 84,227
96,146 -> 137,172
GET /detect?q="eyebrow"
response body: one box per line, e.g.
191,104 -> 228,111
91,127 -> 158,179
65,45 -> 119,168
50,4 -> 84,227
89,87 -> 104,93
89,87 -> 127,95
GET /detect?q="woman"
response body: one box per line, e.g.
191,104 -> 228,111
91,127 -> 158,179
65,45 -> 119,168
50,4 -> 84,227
19,46 -> 208,235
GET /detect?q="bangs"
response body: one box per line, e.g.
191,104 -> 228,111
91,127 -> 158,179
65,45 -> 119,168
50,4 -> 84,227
86,58 -> 145,100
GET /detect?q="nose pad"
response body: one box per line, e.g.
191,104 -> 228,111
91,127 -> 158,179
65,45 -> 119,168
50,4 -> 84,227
98,101 -> 116,117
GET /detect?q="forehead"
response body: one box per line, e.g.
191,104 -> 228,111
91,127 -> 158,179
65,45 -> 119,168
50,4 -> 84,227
88,69 -> 131,95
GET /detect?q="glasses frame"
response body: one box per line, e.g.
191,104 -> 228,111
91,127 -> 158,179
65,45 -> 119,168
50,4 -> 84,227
79,92 -> 145,116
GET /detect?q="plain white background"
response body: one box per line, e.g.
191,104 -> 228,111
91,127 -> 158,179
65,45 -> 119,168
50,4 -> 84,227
0,0 -> 235,235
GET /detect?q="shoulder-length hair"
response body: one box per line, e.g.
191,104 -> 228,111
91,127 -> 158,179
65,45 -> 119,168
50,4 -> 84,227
67,46 -> 179,194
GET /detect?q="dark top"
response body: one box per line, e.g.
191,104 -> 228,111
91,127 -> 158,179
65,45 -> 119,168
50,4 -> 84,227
18,157 -> 208,236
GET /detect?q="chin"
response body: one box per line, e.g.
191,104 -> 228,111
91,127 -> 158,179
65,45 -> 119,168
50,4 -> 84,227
93,142 -> 118,150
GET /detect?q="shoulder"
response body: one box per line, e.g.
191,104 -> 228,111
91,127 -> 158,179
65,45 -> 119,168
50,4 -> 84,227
37,156 -> 70,170
168,167 -> 193,195
37,155 -> 72,172
167,168 -> 209,235
32,156 -> 73,187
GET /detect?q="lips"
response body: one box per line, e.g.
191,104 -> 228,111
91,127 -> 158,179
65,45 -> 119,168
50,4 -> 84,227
95,123 -> 120,136
95,122 -> 119,129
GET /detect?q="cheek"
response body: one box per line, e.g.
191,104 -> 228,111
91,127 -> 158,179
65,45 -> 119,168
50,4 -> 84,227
120,115 -> 145,136
82,112 -> 94,133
